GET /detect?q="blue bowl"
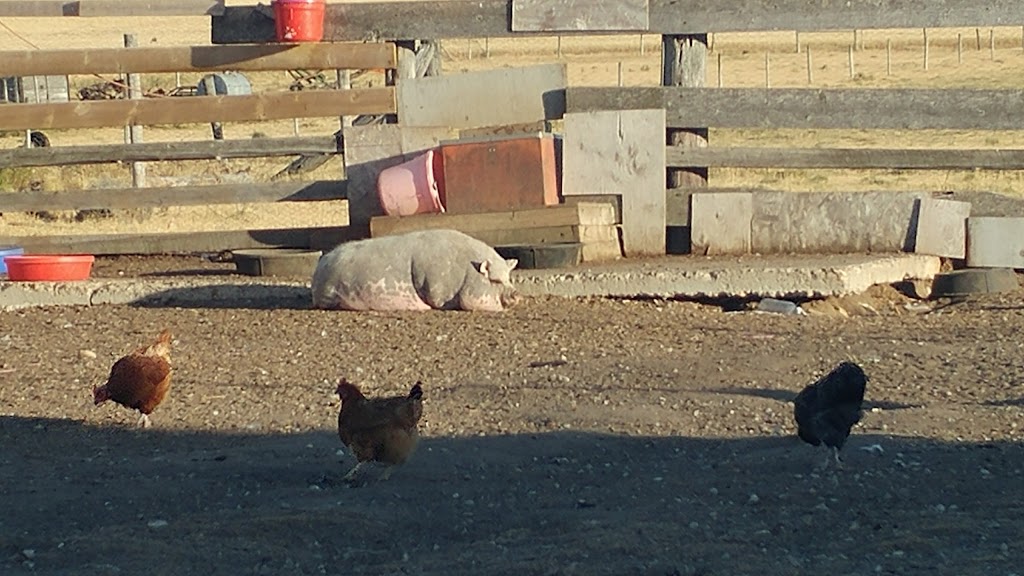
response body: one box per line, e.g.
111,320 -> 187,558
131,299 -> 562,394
0,246 -> 25,274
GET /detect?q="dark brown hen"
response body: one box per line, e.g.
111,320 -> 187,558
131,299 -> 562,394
336,378 -> 423,483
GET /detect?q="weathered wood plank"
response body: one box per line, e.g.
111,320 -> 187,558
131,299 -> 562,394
370,203 -> 618,237
668,146 -> 1024,170
1,181 -> 347,212
568,87 -> 1024,130
2,227 -> 342,255
0,1 -> 74,17
78,0 -> 225,17
511,0 -> 648,32
648,0 -> 1023,34
0,88 -> 396,131
398,64 -> 566,128
211,0 -> 1024,43
0,136 -> 339,168
0,43 -> 396,77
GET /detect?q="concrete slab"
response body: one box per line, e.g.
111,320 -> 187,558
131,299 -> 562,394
1,253 -> 941,310
562,109 -> 666,256
690,192 -> 753,255
967,216 -> 1024,268
397,63 -> 566,129
751,191 -> 925,253
915,197 -> 971,258
513,253 -> 941,299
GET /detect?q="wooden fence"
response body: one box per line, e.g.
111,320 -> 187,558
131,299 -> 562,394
4,0 -> 1024,255
0,38 -> 397,253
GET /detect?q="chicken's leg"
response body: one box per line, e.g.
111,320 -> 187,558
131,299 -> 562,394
137,413 -> 152,428
380,465 -> 396,481
342,461 -> 366,482
832,446 -> 844,469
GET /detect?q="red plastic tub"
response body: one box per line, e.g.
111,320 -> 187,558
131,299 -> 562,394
3,255 -> 95,281
272,0 -> 326,42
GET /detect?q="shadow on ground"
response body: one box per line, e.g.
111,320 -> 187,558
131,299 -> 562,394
1,417 -> 1020,576
130,285 -> 312,311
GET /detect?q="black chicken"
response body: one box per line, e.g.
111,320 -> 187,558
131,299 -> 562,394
793,361 -> 868,469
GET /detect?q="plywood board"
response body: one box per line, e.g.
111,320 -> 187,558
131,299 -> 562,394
511,0 -> 648,32
915,197 -> 971,258
690,192 -> 752,255
562,109 -> 666,256
342,124 -> 458,231
397,63 -> 566,129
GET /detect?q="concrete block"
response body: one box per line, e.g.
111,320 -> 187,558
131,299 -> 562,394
914,197 -> 971,258
440,133 -> 559,214
690,192 -> 752,255
751,191 -> 925,254
967,217 -> 1024,268
342,124 -> 457,233
562,109 -> 666,257
397,63 -> 566,129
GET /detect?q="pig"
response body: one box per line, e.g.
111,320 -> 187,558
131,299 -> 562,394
311,229 -> 520,312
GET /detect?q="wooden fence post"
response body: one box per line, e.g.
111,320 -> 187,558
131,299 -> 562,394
123,34 -> 146,189
662,33 -> 708,253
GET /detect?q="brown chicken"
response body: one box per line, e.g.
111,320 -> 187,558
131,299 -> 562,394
93,329 -> 173,428
336,378 -> 424,483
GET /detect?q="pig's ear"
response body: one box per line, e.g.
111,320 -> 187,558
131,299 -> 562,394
472,260 -> 490,277
505,258 -> 518,271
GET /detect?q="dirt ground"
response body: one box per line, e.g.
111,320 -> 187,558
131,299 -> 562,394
1,257 -> 1022,575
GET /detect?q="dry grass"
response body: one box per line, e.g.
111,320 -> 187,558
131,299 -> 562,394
3,14 -> 1024,236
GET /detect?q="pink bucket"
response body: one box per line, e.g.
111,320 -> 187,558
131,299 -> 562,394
377,149 -> 446,216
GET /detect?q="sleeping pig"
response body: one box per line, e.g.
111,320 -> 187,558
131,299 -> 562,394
311,229 -> 519,312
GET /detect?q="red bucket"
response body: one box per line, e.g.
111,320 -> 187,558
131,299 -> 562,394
272,0 -> 326,43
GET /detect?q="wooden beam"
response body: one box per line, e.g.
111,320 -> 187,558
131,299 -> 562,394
2,227 -> 347,255
668,146 -> 1024,170
211,0 -> 1024,43
0,136 -> 339,168
2,181 -> 347,212
0,0 -> 225,17
0,43 -> 396,77
567,87 -> 1024,131
370,203 -> 618,237
0,88 -> 396,131
647,0 -> 1022,34
77,0 -> 225,17
0,1 -> 74,17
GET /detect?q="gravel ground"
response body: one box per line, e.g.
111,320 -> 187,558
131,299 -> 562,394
1,264 -> 1022,575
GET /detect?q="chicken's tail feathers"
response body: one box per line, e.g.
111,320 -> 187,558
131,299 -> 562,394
92,382 -> 110,405
409,381 -> 424,400
141,328 -> 173,359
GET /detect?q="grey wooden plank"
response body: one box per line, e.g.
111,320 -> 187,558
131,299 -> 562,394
212,0 -> 1024,42
1,227 -> 345,255
511,0 -> 648,32
0,137 -> 339,169
649,0 -> 1023,34
0,1 -> 73,17
77,0 -> 225,17
915,197 -> 971,259
398,64 -> 566,129
568,87 -> 1024,130
1,181 -> 347,212
667,147 -> 1024,170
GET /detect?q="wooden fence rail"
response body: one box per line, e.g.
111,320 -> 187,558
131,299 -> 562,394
667,147 -> 1024,171
212,0 -> 1024,43
0,0 -> 225,18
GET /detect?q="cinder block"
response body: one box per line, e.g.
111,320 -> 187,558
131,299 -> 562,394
690,192 -> 753,255
440,133 -> 559,214
914,197 -> 971,258
967,217 -> 1024,268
